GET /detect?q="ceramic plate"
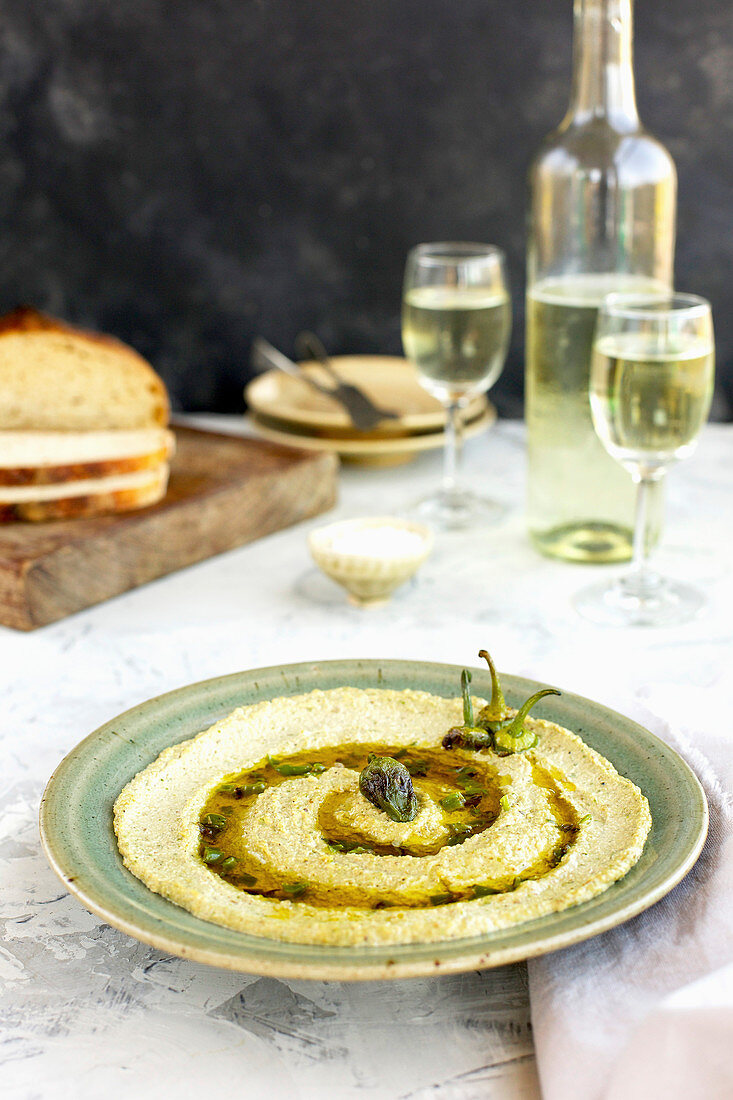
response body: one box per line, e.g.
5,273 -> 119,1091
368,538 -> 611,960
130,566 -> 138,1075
245,356 -> 487,434
248,404 -> 495,467
40,659 -> 707,981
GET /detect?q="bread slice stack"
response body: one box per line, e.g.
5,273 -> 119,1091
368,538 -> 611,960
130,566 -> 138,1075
0,308 -> 174,521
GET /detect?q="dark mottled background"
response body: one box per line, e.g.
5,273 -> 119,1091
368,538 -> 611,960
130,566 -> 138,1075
0,0 -> 730,417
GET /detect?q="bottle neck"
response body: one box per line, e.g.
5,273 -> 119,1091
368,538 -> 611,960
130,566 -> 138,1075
567,0 -> 639,129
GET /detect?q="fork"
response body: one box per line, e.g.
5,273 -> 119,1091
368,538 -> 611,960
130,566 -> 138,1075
251,336 -> 400,432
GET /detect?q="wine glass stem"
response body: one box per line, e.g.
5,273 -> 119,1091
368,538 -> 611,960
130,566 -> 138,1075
628,473 -> 664,596
442,401 -> 465,494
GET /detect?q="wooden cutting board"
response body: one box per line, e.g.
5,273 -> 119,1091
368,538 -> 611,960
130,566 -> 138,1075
0,426 -> 339,631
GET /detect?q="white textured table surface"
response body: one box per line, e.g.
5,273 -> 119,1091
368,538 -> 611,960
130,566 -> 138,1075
2,417 -> 732,1100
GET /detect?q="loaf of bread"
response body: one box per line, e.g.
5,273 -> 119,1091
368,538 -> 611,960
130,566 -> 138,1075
0,308 -> 173,521
0,307 -> 169,431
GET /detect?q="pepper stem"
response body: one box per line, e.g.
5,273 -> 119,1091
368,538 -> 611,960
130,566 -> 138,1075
460,669 -> 474,726
478,650 -> 506,721
505,688 -> 561,739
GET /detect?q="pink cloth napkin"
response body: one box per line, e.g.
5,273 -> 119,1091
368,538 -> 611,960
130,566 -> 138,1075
528,691 -> 733,1100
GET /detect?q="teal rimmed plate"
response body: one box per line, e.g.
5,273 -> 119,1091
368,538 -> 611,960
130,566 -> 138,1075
39,659 -> 707,981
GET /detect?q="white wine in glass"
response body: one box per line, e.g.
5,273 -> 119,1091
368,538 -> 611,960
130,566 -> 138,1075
401,244 -> 511,528
575,293 -> 715,627
402,285 -> 511,400
590,330 -> 714,467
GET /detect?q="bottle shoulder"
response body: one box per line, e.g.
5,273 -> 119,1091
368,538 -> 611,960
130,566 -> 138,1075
530,123 -> 675,183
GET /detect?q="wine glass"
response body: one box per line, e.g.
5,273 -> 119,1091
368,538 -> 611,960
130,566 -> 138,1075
401,242 -> 511,528
575,292 -> 715,626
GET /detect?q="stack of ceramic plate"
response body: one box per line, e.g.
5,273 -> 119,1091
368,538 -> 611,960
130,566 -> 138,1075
245,355 -> 495,466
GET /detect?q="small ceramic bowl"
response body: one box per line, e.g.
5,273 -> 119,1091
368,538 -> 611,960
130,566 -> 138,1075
307,516 -> 433,606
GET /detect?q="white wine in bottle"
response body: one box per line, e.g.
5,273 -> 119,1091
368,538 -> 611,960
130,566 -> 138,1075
526,273 -> 668,562
525,0 -> 676,562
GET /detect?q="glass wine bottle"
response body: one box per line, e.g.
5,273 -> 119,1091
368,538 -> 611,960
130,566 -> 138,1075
525,0 -> 676,562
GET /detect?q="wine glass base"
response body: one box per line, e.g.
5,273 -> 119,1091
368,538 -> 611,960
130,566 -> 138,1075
574,574 -> 705,627
413,488 -> 506,531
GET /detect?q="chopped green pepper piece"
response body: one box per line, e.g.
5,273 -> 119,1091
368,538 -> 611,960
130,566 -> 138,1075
429,893 -> 454,906
550,845 -> 568,867
455,766 -> 478,782
233,780 -> 266,798
202,847 -> 223,864
220,856 -> 238,872
472,883 -> 501,898
282,881 -> 308,898
405,758 -> 429,777
269,759 -> 313,776
440,792 -> 466,812
202,813 -> 227,830
447,823 -> 474,845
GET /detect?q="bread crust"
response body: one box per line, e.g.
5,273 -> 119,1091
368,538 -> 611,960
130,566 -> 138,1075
0,306 -> 170,429
0,446 -> 172,487
0,305 -> 153,360
0,466 -> 169,522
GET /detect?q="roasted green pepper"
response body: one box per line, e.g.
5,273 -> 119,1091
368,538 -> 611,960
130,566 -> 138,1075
475,650 -> 511,729
442,669 -> 493,750
493,688 -> 561,755
359,754 -> 419,822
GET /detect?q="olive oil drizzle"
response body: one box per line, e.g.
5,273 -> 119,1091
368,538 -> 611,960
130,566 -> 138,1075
198,744 -> 581,909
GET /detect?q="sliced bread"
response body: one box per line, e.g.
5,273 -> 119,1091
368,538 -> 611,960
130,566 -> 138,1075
0,464 -> 170,522
0,429 -> 175,486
